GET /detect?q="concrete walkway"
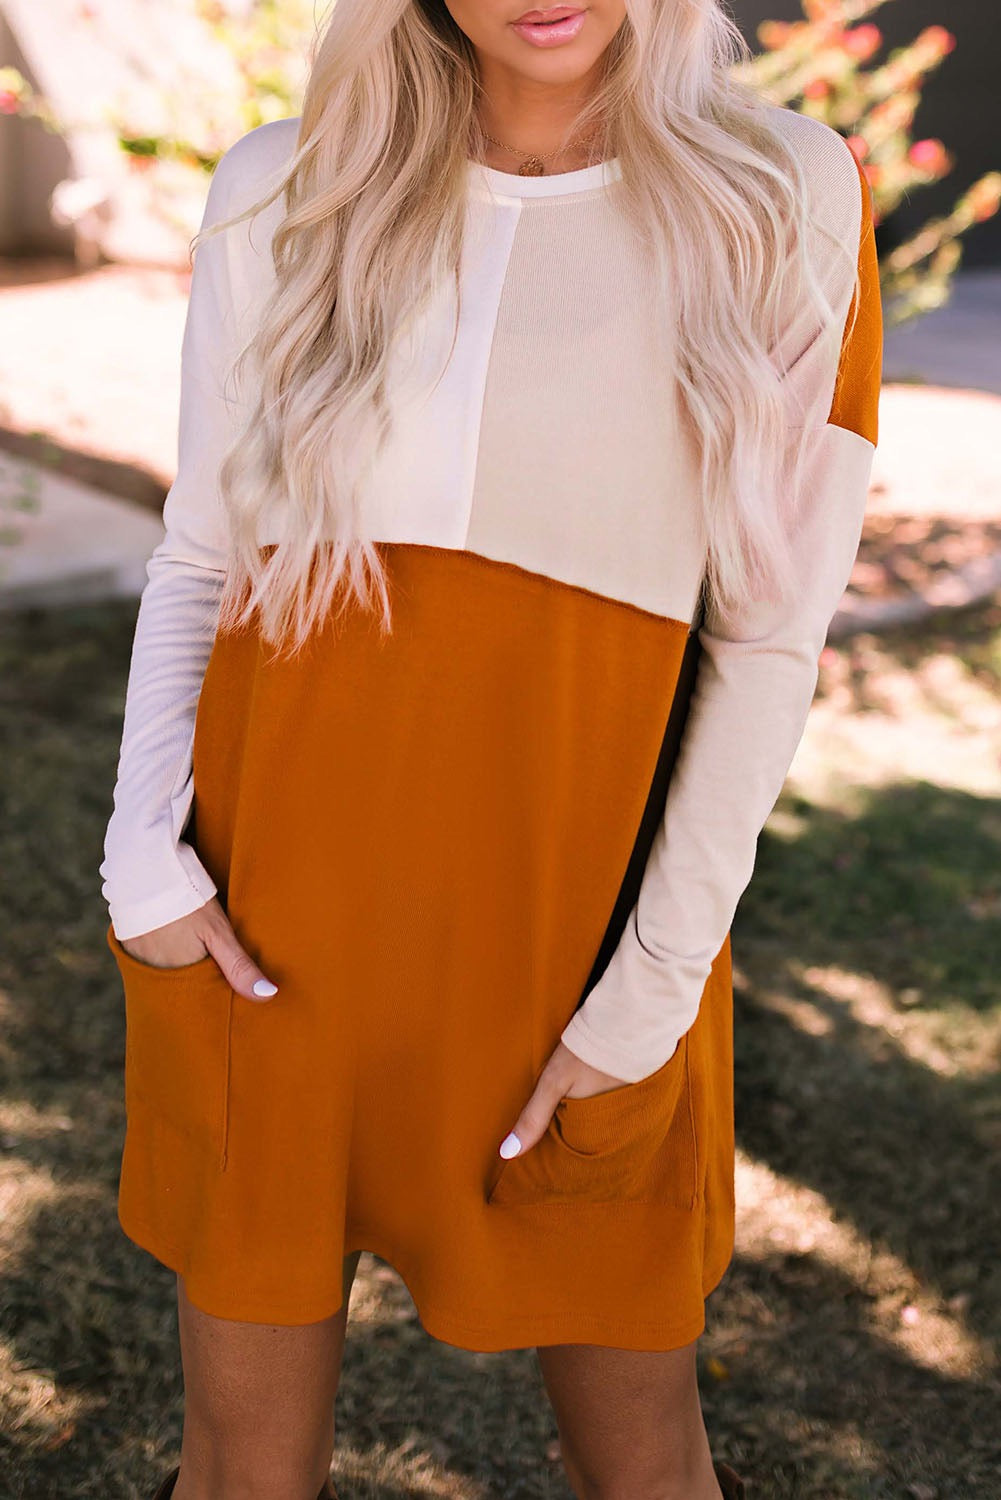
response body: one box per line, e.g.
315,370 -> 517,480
881,268 -> 1001,396
0,452 -> 163,610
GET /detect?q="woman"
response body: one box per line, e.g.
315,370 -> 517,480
99,0 -> 882,1497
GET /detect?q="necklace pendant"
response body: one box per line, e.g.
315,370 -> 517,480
518,156 -> 546,176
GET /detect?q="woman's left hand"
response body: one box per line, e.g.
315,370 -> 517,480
497,1040 -> 629,1161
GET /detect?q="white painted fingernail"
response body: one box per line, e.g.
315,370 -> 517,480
499,1132 -> 522,1159
253,978 -> 278,997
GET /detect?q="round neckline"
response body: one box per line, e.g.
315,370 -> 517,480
466,155 -> 622,198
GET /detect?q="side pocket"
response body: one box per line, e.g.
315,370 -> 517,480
107,923 -> 236,1170
486,1027 -> 697,1209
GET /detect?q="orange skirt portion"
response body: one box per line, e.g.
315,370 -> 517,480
109,543 -> 735,1350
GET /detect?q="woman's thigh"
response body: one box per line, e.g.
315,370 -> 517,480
172,1250 -> 363,1500
536,1337 -> 718,1500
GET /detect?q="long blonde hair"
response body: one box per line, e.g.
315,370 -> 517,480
196,0 -> 859,657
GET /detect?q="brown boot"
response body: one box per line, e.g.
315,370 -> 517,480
713,1458 -> 747,1498
150,1465 -> 338,1499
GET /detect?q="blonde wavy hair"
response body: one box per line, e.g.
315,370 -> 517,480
196,0 -> 860,657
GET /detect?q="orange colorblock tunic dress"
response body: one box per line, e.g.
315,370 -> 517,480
99,107 -> 882,1349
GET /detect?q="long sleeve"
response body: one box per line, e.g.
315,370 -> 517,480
98,125 -> 289,941
559,142 -> 883,1083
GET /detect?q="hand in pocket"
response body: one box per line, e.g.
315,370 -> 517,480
116,895 -> 279,1002
496,1039 -> 631,1162
486,1031 -> 693,1208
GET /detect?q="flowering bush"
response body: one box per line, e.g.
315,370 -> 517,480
3,0 -> 998,324
111,0 -> 314,172
739,0 -> 1001,325
0,65 -> 60,129
1,2 -> 315,246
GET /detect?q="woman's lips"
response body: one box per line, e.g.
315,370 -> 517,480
511,11 -> 586,46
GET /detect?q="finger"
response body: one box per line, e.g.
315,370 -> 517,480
205,932 -> 280,1003
498,1068 -> 568,1159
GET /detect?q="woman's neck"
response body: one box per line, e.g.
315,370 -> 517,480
472,72 -> 607,176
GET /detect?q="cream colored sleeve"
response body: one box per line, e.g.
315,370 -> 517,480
98,137 -> 261,941
560,140 -> 883,1082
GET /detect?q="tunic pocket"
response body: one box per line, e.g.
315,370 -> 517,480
107,922 -> 236,1169
485,1026 -> 698,1208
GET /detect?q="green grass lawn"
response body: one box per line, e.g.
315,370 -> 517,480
0,596 -> 998,1499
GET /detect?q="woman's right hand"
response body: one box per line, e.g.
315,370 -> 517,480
117,896 -> 279,1001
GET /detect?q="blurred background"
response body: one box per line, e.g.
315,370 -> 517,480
0,3 -> 998,1497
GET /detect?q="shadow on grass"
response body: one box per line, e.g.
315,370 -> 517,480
734,780 -> 1000,1318
702,1245 -> 998,1499
0,599 -> 998,1498
743,780 -> 1001,1012
718,780 -> 1001,1494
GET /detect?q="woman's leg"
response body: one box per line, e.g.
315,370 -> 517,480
171,1250 -> 364,1500
536,1337 -> 722,1500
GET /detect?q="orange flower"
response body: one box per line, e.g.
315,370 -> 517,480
918,25 -> 956,58
759,20 -> 793,50
804,0 -> 842,22
964,175 -> 1001,224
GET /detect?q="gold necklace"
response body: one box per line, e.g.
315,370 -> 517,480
479,128 -> 603,177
